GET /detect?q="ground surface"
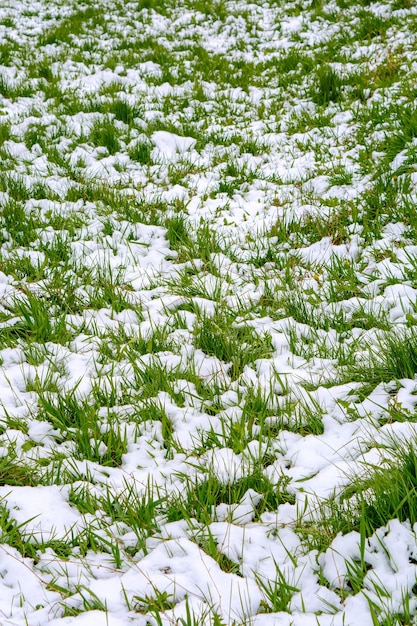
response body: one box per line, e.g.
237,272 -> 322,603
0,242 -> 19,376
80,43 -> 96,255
1,0 -> 417,624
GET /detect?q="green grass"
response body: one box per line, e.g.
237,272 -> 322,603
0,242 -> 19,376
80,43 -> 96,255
166,470 -> 294,525
1,0 -> 417,623
311,65 -> 343,106
39,6 -> 103,46
256,563 -> 300,614
303,437 -> 417,557
127,137 -> 153,164
0,290 -> 73,348
193,310 -> 273,380
88,116 -> 120,155
0,451 -> 37,486
345,328 -> 417,389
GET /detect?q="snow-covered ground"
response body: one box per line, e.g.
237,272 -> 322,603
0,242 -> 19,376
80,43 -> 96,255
1,0 -> 417,624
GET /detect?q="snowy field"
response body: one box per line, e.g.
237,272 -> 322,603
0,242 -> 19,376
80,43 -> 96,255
1,0 -> 417,624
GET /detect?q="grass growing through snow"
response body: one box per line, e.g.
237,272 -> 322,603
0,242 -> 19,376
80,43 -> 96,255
193,308 -> 273,380
1,0 -> 417,623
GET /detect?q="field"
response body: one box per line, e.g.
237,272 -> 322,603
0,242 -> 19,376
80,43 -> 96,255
1,0 -> 417,624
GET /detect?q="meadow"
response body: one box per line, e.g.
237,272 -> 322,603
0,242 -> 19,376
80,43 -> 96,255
0,0 -> 417,624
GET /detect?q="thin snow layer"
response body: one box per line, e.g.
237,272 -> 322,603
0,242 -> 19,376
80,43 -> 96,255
1,0 -> 417,624
151,131 -> 197,159
0,485 -> 85,540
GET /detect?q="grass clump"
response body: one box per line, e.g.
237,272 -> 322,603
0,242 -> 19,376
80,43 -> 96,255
348,328 -> 417,387
36,389 -> 128,467
128,138 -> 153,164
308,438 -> 417,552
0,290 -> 73,348
380,105 -> 417,165
108,99 -> 140,125
164,214 -> 193,252
0,450 -> 37,486
194,310 -> 273,380
256,563 -> 300,614
356,10 -> 390,41
166,470 -> 294,525
311,65 -> 342,106
89,116 -> 120,155
39,6 -> 102,46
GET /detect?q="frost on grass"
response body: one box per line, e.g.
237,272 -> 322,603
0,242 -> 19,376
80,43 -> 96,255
2,0 -> 417,624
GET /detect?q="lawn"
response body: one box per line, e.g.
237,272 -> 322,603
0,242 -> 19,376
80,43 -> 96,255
0,0 -> 417,624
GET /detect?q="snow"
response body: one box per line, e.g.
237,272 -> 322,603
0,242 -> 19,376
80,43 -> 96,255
0,485 -> 85,540
0,0 -> 417,624
151,131 -> 197,159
